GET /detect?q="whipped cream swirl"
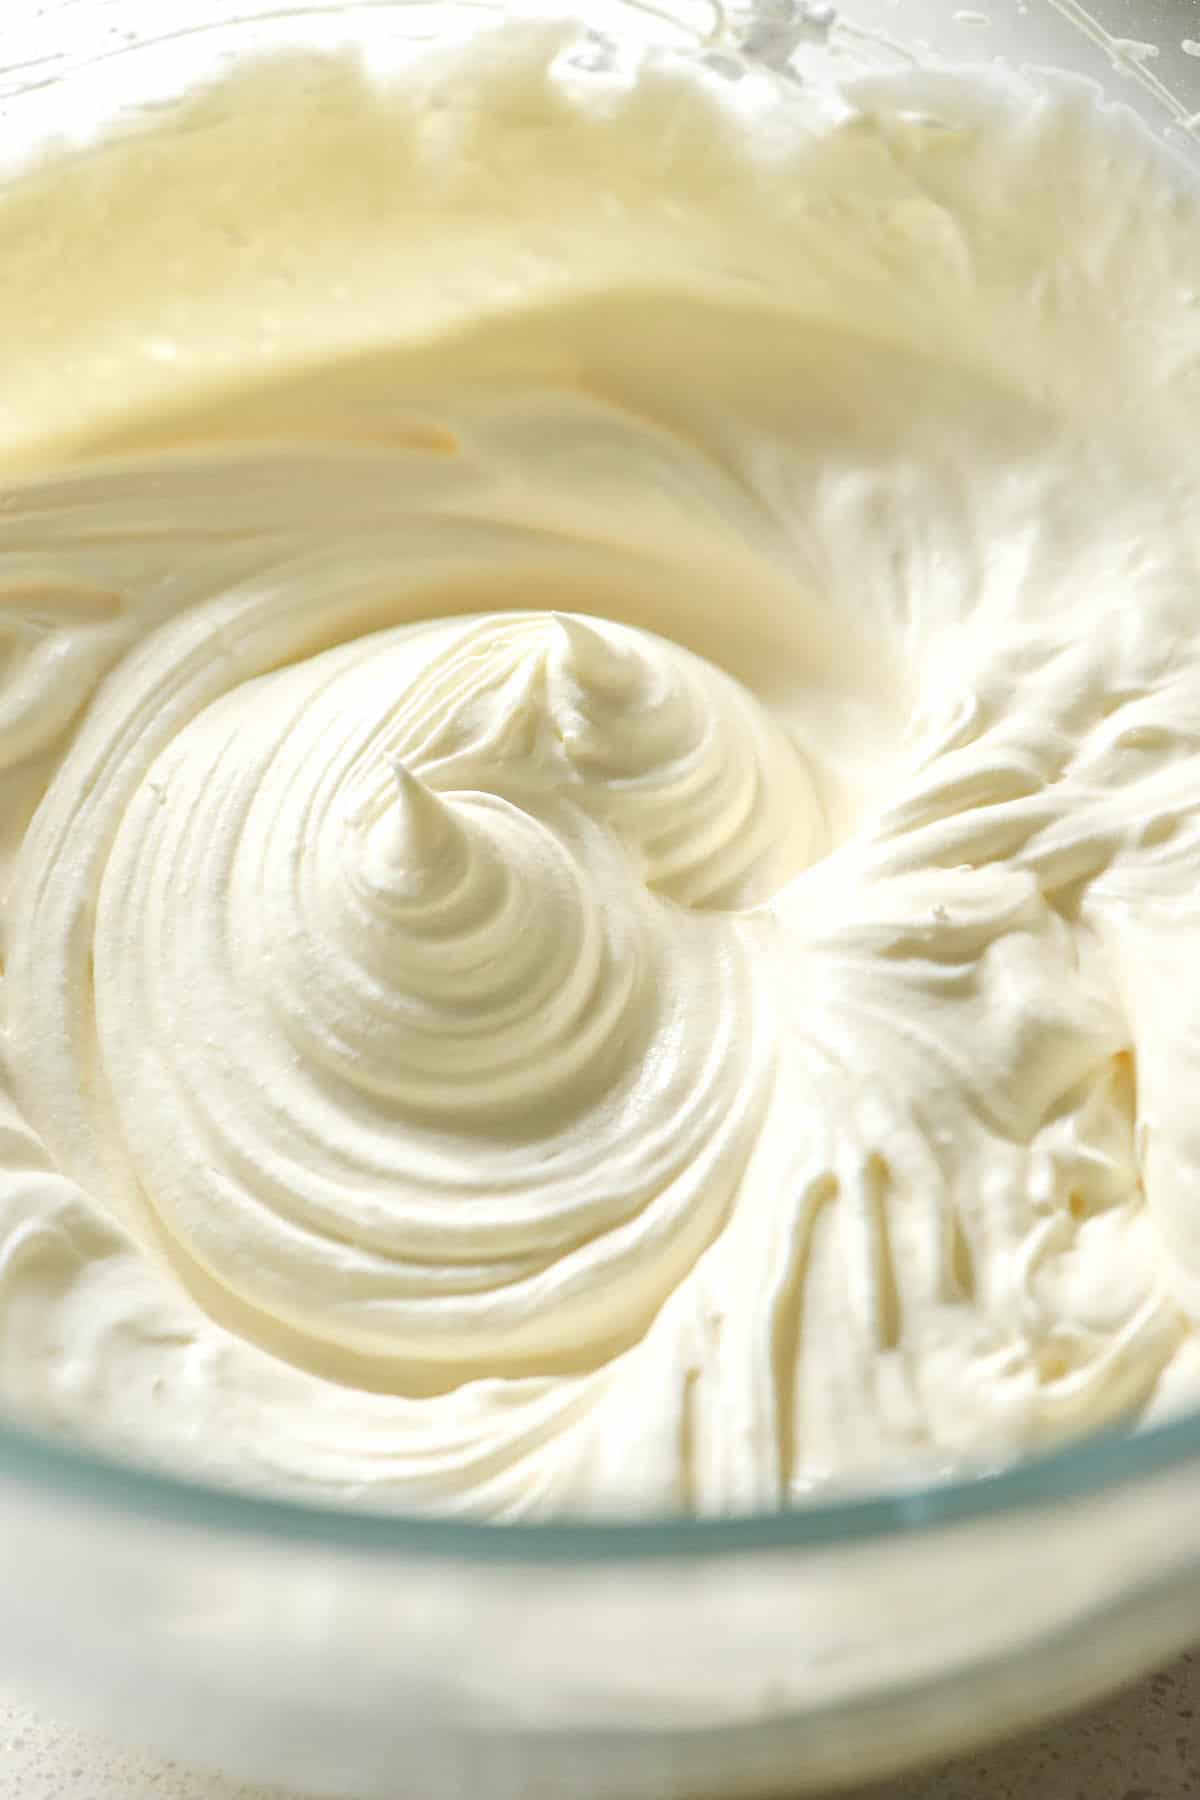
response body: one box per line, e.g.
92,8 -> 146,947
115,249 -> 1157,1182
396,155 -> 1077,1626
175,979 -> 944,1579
0,25 -> 1199,1516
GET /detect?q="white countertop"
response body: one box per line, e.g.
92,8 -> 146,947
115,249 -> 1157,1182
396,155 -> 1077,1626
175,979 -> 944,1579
3,1651 -> 1198,1800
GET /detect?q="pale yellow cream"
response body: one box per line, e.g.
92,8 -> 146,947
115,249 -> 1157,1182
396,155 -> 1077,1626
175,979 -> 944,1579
2,23 -> 1200,1516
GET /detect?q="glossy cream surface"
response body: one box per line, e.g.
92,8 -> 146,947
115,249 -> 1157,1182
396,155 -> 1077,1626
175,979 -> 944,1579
2,23 -> 1200,1516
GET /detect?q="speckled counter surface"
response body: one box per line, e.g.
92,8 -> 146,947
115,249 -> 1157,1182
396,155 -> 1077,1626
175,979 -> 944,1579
3,1654 -> 1199,1800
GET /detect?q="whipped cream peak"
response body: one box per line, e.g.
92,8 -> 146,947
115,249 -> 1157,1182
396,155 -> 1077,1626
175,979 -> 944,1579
549,611 -> 641,704
360,761 -> 469,903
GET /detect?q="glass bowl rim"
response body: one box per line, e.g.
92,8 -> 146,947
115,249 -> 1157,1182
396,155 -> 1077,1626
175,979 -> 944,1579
5,1405 -> 1200,1564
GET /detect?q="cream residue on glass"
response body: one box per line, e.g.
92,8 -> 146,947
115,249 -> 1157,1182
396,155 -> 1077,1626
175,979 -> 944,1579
2,21 -> 1200,1517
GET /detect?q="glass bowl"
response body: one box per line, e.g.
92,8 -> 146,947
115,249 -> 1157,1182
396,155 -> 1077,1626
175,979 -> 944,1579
2,4 -> 1200,1796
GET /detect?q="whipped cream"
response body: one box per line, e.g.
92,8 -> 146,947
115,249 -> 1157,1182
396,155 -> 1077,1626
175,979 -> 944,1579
1,21 -> 1200,1517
